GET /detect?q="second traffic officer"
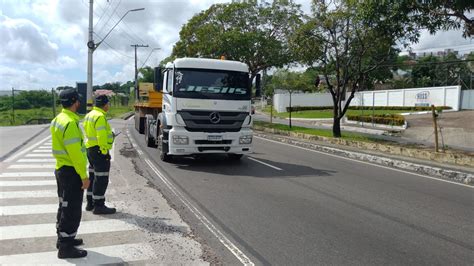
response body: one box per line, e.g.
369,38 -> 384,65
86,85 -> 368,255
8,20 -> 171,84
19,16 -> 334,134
83,95 -> 116,214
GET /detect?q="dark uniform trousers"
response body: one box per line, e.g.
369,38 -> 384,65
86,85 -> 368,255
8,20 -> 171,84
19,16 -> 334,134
86,146 -> 111,207
55,166 -> 83,247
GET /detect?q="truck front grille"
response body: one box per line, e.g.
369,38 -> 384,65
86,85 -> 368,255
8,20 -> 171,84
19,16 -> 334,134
178,110 -> 247,133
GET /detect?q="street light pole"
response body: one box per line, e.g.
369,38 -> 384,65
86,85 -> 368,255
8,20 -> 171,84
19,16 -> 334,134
87,0 -> 94,112
11,87 -> 14,125
131,44 -> 149,101
86,3 -> 144,112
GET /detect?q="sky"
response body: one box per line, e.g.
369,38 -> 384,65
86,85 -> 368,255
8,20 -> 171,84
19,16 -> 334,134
0,0 -> 472,91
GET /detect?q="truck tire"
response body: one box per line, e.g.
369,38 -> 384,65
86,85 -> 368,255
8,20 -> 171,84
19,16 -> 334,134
228,154 -> 243,160
158,128 -> 171,162
145,115 -> 157,148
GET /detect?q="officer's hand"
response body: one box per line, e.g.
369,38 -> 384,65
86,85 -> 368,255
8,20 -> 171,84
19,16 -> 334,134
81,179 -> 90,190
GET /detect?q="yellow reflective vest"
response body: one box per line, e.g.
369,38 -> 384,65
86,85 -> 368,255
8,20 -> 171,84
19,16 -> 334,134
83,107 -> 113,154
50,109 -> 88,180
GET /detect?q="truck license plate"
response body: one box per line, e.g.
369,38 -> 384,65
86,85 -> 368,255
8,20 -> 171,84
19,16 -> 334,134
207,135 -> 222,141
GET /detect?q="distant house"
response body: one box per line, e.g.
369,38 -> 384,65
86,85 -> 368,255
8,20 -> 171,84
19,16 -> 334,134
93,90 -> 115,97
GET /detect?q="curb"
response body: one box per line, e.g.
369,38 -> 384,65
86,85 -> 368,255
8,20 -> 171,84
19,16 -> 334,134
254,130 -> 474,185
121,111 -> 135,120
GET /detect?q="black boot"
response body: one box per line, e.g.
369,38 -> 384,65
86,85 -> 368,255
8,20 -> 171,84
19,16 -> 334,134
93,205 -> 116,215
85,201 -> 94,211
58,246 -> 87,259
56,238 -> 83,249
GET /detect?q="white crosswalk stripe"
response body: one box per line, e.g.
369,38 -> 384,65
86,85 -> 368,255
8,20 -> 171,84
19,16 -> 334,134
0,243 -> 157,264
8,164 -> 55,169
0,172 -> 54,178
1,138 -> 157,264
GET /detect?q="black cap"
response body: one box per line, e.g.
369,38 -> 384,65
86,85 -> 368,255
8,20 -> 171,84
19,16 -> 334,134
95,95 -> 109,106
59,89 -> 81,107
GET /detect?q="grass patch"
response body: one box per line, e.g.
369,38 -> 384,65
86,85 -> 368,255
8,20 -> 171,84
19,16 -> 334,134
263,106 -> 410,119
253,120 -> 384,143
0,105 -> 133,126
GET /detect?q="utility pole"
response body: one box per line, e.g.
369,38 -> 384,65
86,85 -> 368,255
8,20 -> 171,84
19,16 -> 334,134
86,0 -> 94,112
52,88 -> 56,118
131,44 -> 149,100
11,87 -> 14,125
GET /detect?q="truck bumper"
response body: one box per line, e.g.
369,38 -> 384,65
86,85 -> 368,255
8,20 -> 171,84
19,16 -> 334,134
167,127 -> 253,155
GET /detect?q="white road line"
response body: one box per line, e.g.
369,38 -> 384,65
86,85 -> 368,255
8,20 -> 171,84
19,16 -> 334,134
25,154 -> 53,158
32,150 -> 51,153
0,190 -> 57,199
1,204 -> 58,216
0,172 -> 54,178
0,243 -> 156,265
144,159 -> 255,266
0,180 -> 56,187
8,164 -> 55,169
255,136 -> 474,188
18,159 -> 55,163
128,122 -> 254,265
248,157 -> 283,171
1,200 -> 121,215
4,136 -> 51,162
0,219 -> 137,240
38,146 -> 51,149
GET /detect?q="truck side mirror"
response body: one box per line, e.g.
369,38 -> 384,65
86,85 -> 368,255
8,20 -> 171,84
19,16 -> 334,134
255,73 -> 261,98
154,67 -> 162,92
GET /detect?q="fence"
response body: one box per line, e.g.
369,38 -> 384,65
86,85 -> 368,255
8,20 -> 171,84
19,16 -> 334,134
461,90 -> 474,110
272,86 -> 463,112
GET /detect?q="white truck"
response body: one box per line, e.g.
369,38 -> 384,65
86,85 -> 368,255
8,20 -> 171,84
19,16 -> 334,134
141,57 -> 260,162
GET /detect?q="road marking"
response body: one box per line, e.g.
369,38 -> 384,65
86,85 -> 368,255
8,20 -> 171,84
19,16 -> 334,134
4,136 -> 51,162
32,149 -> 51,153
0,243 -> 156,264
129,125 -> 255,265
0,218 -> 137,240
1,204 -> 58,216
8,164 -> 55,169
0,180 -> 56,187
255,136 -> 474,188
144,158 -> 255,266
248,157 -> 283,171
0,172 -> 54,178
18,159 -> 55,163
25,154 -> 53,158
0,190 -> 57,199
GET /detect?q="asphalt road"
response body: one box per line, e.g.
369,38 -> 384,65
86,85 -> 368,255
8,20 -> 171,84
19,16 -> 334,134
129,120 -> 474,265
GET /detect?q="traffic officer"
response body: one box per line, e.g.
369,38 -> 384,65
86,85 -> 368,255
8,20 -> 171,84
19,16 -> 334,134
51,89 -> 89,259
83,95 -> 116,214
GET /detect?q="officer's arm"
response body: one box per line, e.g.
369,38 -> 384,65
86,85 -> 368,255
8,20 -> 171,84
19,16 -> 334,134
63,123 -> 88,180
95,116 -> 109,154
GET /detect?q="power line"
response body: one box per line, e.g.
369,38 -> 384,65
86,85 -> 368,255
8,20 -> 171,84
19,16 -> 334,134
96,0 -> 122,36
94,0 -> 112,28
93,32 -> 134,62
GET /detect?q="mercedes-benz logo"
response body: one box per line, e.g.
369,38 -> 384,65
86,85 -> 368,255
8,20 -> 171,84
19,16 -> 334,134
209,112 -> 221,124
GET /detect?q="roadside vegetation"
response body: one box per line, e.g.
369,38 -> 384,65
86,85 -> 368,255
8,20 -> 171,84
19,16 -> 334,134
262,106 -> 410,119
253,121 -> 388,143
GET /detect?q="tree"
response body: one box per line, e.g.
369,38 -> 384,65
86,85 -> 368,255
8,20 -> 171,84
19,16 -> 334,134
267,69 -> 314,128
402,0 -> 474,37
169,0 -> 303,82
291,1 -> 415,137
139,66 -> 154,83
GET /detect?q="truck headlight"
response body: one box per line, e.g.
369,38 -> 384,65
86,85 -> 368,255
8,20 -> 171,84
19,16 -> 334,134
173,135 -> 189,145
239,135 -> 252,144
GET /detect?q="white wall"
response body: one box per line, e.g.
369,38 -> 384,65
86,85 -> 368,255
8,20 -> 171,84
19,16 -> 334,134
461,90 -> 474,110
273,93 -> 333,112
273,86 -> 462,112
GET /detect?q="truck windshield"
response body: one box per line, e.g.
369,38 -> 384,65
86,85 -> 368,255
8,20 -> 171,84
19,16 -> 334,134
173,68 -> 250,100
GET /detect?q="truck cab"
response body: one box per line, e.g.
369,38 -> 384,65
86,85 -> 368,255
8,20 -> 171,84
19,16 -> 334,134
145,58 -> 257,161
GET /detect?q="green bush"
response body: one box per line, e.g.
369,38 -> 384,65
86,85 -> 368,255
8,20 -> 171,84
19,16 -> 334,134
346,114 -> 405,126
287,105 -> 451,112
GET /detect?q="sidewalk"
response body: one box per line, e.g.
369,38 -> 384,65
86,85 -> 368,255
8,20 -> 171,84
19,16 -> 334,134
0,121 -> 208,265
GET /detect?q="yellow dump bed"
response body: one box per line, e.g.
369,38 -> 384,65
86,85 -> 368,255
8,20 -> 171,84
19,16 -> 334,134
134,82 -> 162,109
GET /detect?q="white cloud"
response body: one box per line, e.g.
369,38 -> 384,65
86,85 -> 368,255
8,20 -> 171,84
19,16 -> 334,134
0,65 -> 71,90
0,14 -> 58,63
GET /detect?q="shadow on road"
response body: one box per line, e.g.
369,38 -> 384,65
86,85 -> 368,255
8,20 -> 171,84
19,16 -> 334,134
172,154 -> 336,178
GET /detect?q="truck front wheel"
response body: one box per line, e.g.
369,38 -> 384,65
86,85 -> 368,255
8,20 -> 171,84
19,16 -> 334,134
158,132 -> 171,162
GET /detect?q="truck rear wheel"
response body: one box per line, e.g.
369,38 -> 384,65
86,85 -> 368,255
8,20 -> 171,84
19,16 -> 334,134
228,154 -> 243,160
